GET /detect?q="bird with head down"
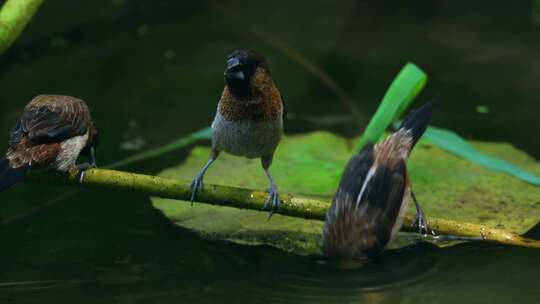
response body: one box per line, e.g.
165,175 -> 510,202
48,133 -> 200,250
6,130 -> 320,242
0,94 -> 98,191
323,101 -> 434,259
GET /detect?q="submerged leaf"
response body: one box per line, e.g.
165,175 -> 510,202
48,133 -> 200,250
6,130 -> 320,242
151,132 -> 540,255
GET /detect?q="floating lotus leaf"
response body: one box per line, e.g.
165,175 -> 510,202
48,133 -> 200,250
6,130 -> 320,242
151,132 -> 540,255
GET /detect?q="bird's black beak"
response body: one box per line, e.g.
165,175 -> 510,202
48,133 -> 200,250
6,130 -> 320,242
224,57 -> 245,80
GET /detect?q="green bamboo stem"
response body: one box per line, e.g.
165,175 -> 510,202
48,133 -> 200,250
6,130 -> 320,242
0,0 -> 44,55
28,168 -> 540,249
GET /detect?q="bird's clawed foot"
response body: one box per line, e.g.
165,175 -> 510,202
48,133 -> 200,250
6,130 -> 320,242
74,162 -> 97,184
263,186 -> 281,218
190,175 -> 204,206
190,156 -> 218,206
413,209 -> 429,235
410,191 -> 429,236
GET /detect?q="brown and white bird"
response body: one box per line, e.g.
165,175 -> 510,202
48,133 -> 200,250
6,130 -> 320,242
0,94 -> 98,191
323,101 -> 433,259
190,48 -> 284,215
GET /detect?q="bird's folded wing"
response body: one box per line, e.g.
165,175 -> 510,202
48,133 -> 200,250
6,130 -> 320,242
18,99 -> 91,143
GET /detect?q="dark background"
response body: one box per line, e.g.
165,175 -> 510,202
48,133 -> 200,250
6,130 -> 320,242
0,1 -> 539,303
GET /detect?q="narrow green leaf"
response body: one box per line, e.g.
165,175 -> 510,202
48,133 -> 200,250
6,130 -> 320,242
107,127 -> 212,168
424,126 -> 540,186
355,63 -> 427,152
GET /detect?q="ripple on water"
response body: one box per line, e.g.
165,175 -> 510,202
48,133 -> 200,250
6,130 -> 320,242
210,243 -> 442,303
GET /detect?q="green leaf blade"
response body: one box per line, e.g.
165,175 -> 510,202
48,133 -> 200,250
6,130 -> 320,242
355,63 -> 427,152
424,126 -> 540,186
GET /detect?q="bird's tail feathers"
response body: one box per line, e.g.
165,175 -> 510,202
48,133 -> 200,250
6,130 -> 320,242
0,158 -> 29,192
399,99 -> 434,148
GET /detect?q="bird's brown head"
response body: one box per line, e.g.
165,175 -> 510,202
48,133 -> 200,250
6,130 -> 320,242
224,48 -> 270,98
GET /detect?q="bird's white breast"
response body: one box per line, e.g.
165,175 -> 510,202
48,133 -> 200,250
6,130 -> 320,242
211,112 -> 282,158
55,131 -> 89,172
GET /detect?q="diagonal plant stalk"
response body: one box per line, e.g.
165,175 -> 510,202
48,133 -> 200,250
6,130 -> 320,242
254,31 -> 367,128
27,168 -> 540,249
0,0 -> 44,55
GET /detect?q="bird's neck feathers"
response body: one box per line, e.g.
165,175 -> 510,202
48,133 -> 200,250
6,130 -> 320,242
225,67 -> 276,101
374,129 -> 413,163
219,67 -> 282,122
375,100 -> 432,162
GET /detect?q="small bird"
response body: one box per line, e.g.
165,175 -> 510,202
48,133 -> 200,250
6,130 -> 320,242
323,101 -> 433,259
190,48 -> 284,215
0,94 -> 98,191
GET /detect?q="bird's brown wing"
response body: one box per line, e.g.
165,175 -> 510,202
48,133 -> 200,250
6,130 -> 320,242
359,159 -> 407,256
324,144 -> 410,258
331,143 -> 375,210
323,144 -> 375,257
13,95 -> 91,144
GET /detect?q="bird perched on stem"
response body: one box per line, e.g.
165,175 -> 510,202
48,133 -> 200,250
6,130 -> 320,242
190,48 -> 284,216
0,94 -> 98,191
323,101 -> 433,259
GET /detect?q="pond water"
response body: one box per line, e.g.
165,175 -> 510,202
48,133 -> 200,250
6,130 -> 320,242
0,0 -> 539,303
